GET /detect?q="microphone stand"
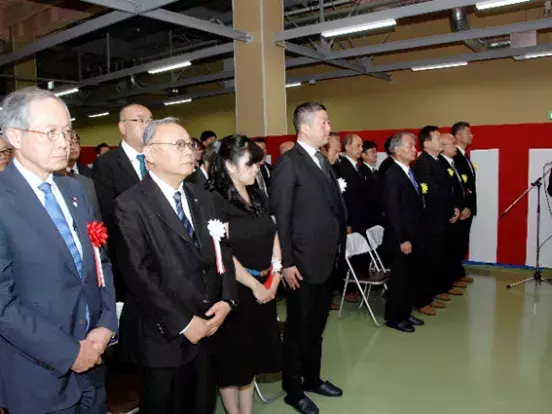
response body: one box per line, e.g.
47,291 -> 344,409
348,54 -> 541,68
500,163 -> 552,289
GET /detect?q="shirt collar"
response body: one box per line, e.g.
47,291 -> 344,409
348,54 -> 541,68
457,145 -> 466,156
200,165 -> 209,179
149,170 -> 184,201
344,155 -> 358,169
393,159 -> 411,175
441,154 -> 454,165
121,139 -> 141,162
363,162 -> 376,171
297,140 -> 318,158
13,158 -> 53,189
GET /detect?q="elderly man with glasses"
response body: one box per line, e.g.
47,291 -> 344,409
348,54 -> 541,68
0,87 -> 117,413
93,103 -> 152,301
114,117 -> 236,414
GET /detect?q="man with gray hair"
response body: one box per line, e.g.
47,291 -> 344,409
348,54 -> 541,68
383,131 -> 425,333
0,87 -> 117,413
114,117 -> 236,414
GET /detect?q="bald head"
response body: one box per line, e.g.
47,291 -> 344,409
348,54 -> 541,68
440,132 -> 458,158
279,141 -> 295,155
118,104 -> 152,151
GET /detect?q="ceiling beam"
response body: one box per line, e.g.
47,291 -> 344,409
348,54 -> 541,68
79,0 -> 179,14
142,9 -> 251,43
329,17 -> 552,60
0,11 -> 133,68
273,0 -> 479,42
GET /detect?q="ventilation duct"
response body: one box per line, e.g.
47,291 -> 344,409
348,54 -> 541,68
450,7 -> 510,52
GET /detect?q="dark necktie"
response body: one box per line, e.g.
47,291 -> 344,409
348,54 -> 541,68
68,169 -> 75,177
407,169 -> 420,196
314,151 -> 331,179
136,154 -> 147,180
173,191 -> 199,247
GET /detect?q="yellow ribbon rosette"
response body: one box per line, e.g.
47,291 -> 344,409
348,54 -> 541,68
447,168 -> 454,177
420,183 -> 428,194
461,174 -> 468,183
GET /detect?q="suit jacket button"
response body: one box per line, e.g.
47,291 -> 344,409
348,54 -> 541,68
80,319 -> 86,325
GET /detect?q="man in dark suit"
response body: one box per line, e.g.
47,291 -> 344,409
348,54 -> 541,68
271,102 -> 347,414
359,140 -> 385,228
252,137 -> 272,196
91,143 -> 110,172
114,117 -> 237,414
439,133 -> 466,296
93,103 -> 152,300
0,87 -> 117,413
186,141 -> 219,188
383,132 -> 425,333
413,126 -> 460,316
67,133 -> 93,178
452,121 -> 477,285
323,132 -> 342,166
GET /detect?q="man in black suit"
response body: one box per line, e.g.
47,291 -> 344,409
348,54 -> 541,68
359,140 -> 385,228
93,103 -> 152,300
378,136 -> 395,178
334,134 -> 367,235
186,141 -> 219,188
439,133 -> 466,296
92,143 -> 110,172
383,132 -> 425,333
452,121 -> 477,285
66,133 -> 93,178
114,117 -> 237,414
413,126 -> 460,316
252,137 -> 272,196
323,132 -> 342,166
271,102 -> 347,414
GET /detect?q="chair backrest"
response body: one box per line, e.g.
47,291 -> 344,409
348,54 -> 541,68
346,233 -> 371,258
366,225 -> 385,250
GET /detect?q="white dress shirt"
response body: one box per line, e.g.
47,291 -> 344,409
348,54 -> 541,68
363,162 -> 377,172
394,159 -> 411,177
149,171 -> 195,334
66,163 -> 80,175
14,158 -> 83,257
297,140 -> 322,169
344,155 -> 359,170
121,140 -> 144,180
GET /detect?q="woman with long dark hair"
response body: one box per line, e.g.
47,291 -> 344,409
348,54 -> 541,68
207,134 -> 282,414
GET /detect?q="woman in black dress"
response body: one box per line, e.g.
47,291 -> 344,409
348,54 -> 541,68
207,135 -> 282,414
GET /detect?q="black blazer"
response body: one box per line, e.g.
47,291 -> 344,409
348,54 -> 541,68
333,157 -> 367,232
414,152 -> 457,234
93,146 -> 140,299
271,144 -> 347,284
114,175 -> 237,368
77,162 -> 93,179
453,149 -> 477,215
438,155 -> 465,211
383,161 -> 424,252
359,163 -> 385,228
186,167 -> 208,188
379,155 -> 394,178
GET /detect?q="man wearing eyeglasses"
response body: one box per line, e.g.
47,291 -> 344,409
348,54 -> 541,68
0,87 -> 117,413
93,103 -> 152,301
0,137 -> 13,172
114,117 -> 236,414
67,132 -> 93,178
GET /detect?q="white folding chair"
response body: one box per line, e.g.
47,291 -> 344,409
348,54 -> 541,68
365,225 -> 388,273
338,233 -> 388,326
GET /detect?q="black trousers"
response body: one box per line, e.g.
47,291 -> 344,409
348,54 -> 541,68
282,277 -> 334,403
385,247 -> 420,323
415,232 -> 447,308
139,346 -> 216,414
451,216 -> 473,278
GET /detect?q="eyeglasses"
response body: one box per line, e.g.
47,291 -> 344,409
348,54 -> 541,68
149,139 -> 198,152
10,127 -> 76,142
121,118 -> 153,125
0,148 -> 13,158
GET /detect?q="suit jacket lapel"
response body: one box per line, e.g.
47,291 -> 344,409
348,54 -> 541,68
3,164 -> 81,279
117,146 -> 141,184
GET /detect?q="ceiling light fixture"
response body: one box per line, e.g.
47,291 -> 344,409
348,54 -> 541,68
517,51 -> 552,60
321,19 -> 396,38
54,88 -> 79,97
148,61 -> 192,74
411,61 -> 468,71
475,0 -> 530,10
70,118 -> 76,122
285,82 -> 302,88
88,112 -> 109,118
164,98 -> 192,106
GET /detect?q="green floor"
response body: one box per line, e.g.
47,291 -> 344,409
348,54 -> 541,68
217,267 -> 552,413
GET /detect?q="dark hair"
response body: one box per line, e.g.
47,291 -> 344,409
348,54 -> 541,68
293,102 -> 326,133
207,134 -> 266,216
451,121 -> 470,137
200,130 -> 217,142
96,143 -> 110,154
362,141 -> 377,152
191,137 -> 205,151
342,133 -> 357,148
384,136 -> 393,155
419,125 -> 439,149
252,137 -> 266,145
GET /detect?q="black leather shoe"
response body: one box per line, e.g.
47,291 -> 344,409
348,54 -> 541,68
304,381 -> 343,397
408,315 -> 425,326
284,396 -> 319,414
386,320 -> 415,333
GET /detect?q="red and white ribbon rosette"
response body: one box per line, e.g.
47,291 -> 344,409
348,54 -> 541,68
207,219 -> 226,275
87,221 -> 108,288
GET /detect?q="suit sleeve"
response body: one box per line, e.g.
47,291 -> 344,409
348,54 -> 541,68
415,158 -> 446,213
270,155 -> 297,268
383,171 -> 408,244
92,160 -> 115,232
114,199 -> 195,341
0,221 -> 80,377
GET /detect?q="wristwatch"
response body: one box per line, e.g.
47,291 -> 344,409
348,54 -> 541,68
223,299 -> 238,311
